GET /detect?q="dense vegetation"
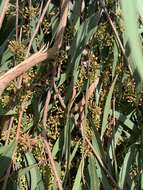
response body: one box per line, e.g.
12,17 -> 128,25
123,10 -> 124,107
0,0 -> 143,189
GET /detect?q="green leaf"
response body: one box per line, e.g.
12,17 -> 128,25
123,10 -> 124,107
121,0 -> 143,91
69,0 -> 81,28
113,110 -> 135,131
58,73 -> 66,87
137,0 -> 143,23
101,75 -> 118,139
25,152 -> 44,190
88,155 -> 100,190
0,0 -> 5,13
0,141 -> 16,177
12,163 -> 38,179
65,11 -> 101,101
95,161 -> 112,190
70,141 -> 80,163
72,160 -> 82,190
118,145 -> 137,189
112,41 -> 118,79
0,49 -> 13,70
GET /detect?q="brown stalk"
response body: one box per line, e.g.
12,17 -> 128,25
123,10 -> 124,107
42,133 -> 64,190
38,0 -> 44,17
0,48 -> 57,95
5,116 -> 14,145
0,0 -> 10,29
42,89 -> 51,127
53,82 -> 66,109
54,0 -> 69,49
16,0 -> 19,41
72,78 -> 99,113
41,1 -> 69,189
41,1 -> 69,190
16,103 -> 25,140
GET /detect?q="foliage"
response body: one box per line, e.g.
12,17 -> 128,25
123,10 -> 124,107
0,0 -> 143,189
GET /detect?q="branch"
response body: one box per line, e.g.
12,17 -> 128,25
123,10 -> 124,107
42,89 -> 51,127
42,133 -> 64,190
0,0 -> 10,29
0,48 -> 57,95
0,0 -> 69,95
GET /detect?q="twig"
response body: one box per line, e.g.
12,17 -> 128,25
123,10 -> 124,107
27,0 -> 51,56
41,2 -> 69,189
53,82 -> 66,109
54,0 -> 69,49
0,0 -> 10,29
42,132 -> 64,190
38,0 -> 44,17
42,89 -> 51,127
29,0 -> 32,8
72,78 -> 99,112
67,86 -> 77,113
16,103 -> 25,140
5,116 -> 14,145
16,0 -> 19,41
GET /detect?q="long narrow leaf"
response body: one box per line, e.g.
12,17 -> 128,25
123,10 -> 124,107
101,75 -> 118,139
